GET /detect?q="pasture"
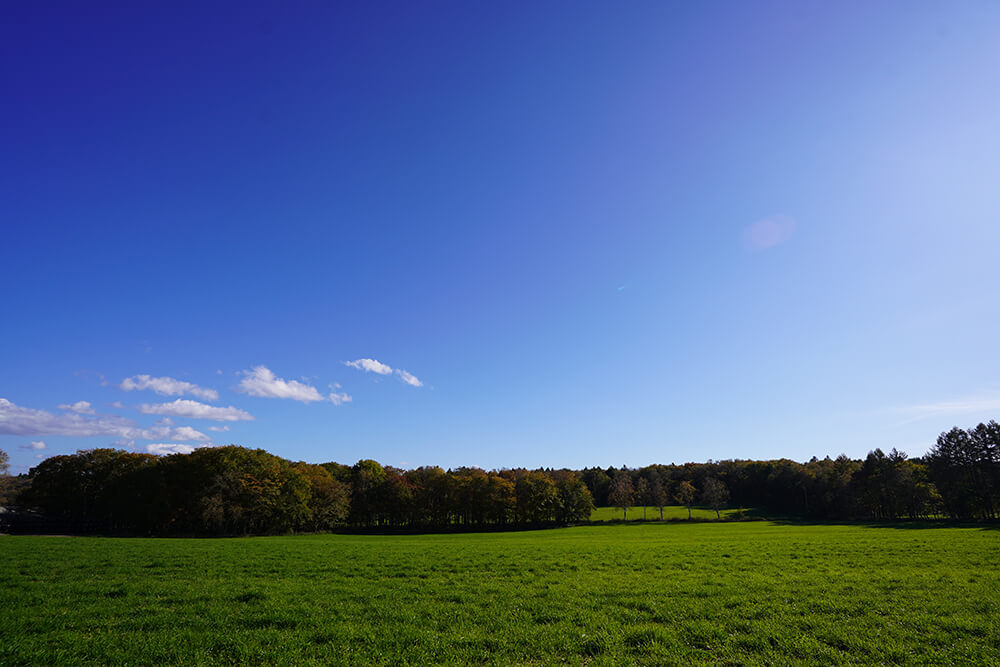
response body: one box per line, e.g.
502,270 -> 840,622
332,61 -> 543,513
2,521 -> 998,664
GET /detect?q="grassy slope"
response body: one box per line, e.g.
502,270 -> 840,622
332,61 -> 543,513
1,522 -> 998,665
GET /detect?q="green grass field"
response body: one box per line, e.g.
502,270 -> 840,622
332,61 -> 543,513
2,522 -> 998,664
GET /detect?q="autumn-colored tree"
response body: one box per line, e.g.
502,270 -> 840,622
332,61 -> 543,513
676,480 -> 697,519
452,467 -> 491,525
294,463 -> 350,530
486,473 -> 515,525
398,466 -> 446,526
608,471 -> 634,520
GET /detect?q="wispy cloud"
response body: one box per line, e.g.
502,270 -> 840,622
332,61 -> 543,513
345,358 -> 392,375
742,215 -> 796,251
893,392 -> 1000,423
329,391 -> 352,405
120,375 -> 219,401
0,398 -> 209,441
138,399 -> 254,422
208,425 -> 231,432
345,358 -> 423,387
396,369 -> 423,387
19,440 -> 47,451
58,401 -> 96,415
236,366 -> 325,403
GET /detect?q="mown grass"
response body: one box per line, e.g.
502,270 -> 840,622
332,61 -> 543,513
2,522 -> 998,664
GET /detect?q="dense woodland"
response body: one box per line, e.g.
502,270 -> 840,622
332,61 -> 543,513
1,420 -> 998,535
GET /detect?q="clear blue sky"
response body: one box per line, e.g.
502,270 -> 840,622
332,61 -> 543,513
3,2 -> 1000,474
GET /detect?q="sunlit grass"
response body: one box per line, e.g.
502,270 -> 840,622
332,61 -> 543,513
2,522 -> 998,664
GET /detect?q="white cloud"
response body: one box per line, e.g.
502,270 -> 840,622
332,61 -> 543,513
145,443 -> 213,456
345,358 -> 393,375
396,369 -> 423,387
119,375 -> 219,401
139,399 -> 254,422
107,401 -> 125,409
330,391 -> 353,406
893,393 -> 1000,423
0,398 -> 209,442
58,401 -> 95,415
170,426 -> 210,441
345,358 -> 423,387
236,366 -> 325,403
742,215 -> 796,251
19,440 -> 46,451
208,425 -> 231,432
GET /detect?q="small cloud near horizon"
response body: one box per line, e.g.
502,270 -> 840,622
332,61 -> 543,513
19,440 -> 47,451
0,398 -> 210,442
145,443 -> 215,456
892,392 -> 1000,424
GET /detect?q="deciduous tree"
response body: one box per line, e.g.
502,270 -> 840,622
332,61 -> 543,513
636,477 -> 650,520
608,471 -> 634,520
701,477 -> 729,519
676,480 -> 697,520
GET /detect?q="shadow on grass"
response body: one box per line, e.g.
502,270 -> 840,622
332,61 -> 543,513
764,516 -> 1000,531
589,507 -> 1000,532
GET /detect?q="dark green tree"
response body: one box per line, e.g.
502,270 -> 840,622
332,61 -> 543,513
515,471 -> 558,523
555,476 -> 595,523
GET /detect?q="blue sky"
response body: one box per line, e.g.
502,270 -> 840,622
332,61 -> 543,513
3,2 -> 1000,474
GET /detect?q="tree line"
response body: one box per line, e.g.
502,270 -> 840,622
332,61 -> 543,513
0,419 -> 997,535
0,446 -> 594,535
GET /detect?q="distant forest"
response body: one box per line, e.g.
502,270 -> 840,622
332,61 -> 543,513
1,420 -> 998,535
